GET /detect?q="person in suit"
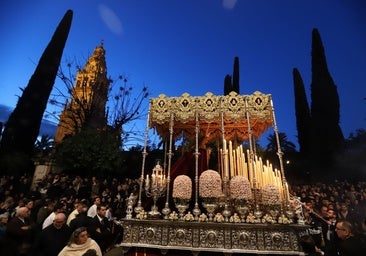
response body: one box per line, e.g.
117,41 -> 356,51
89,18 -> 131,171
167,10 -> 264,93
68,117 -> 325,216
88,204 -> 113,253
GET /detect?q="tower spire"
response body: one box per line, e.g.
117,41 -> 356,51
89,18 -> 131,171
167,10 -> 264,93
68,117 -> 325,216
54,42 -> 110,143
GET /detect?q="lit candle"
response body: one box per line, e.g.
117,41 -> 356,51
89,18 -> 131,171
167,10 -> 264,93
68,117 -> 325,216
146,174 -> 150,187
223,139 -> 229,178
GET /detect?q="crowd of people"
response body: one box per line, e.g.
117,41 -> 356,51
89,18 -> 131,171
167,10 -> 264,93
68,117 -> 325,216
291,180 -> 366,255
0,173 -> 138,256
0,172 -> 365,255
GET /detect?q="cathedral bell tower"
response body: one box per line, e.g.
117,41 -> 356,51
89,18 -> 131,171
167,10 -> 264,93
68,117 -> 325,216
54,42 -> 110,143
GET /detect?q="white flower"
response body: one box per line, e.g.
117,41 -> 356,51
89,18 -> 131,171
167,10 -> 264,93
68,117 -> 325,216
229,213 -> 241,223
183,211 -> 194,221
198,213 -> 208,222
214,213 -> 225,222
199,170 -> 222,198
230,176 -> 252,200
136,210 -> 147,220
169,211 -> 179,221
262,184 -> 282,206
173,175 -> 192,200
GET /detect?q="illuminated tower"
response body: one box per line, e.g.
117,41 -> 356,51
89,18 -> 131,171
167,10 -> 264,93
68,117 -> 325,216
54,42 -> 110,143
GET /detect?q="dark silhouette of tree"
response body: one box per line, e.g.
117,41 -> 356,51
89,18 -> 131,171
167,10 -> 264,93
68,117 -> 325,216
232,56 -> 240,94
334,129 -> 366,180
33,134 -> 54,163
263,132 -> 296,171
310,28 -> 344,166
223,57 -> 240,95
293,68 -> 312,156
265,132 -> 296,154
0,10 -> 73,173
224,74 -> 232,95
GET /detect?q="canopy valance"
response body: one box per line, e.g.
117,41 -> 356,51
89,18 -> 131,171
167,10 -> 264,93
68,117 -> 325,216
149,91 -> 274,143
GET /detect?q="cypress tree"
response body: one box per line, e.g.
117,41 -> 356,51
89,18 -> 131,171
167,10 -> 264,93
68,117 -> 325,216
293,68 -> 312,156
224,74 -> 232,95
310,28 -> 344,165
232,57 -> 240,94
0,10 -> 73,171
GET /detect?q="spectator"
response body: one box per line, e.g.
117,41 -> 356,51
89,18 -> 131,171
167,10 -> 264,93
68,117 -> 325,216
42,201 -> 66,229
87,196 -> 101,218
334,220 -> 366,256
88,205 -> 113,253
299,234 -> 323,256
0,211 -> 9,240
36,198 -> 55,227
67,200 -> 88,226
58,226 -> 102,256
4,206 -> 33,255
33,213 -> 71,256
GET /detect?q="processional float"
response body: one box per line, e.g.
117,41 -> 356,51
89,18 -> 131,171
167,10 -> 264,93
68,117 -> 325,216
118,91 -> 308,256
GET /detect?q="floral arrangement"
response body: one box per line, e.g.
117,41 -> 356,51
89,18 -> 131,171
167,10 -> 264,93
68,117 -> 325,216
246,212 -> 261,223
262,213 -> 276,224
261,184 -> 282,206
214,212 -> 225,223
183,211 -> 195,221
229,213 -> 241,223
278,214 -> 292,224
168,211 -> 179,221
136,210 -> 147,220
229,176 -> 253,200
173,175 -> 192,200
198,213 -> 208,222
199,170 -> 222,198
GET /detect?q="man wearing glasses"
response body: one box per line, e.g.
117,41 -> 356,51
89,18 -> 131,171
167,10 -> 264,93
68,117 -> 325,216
333,220 -> 366,256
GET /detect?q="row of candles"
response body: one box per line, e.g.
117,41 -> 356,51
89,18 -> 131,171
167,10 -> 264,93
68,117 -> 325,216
145,161 -> 167,188
220,139 -> 290,203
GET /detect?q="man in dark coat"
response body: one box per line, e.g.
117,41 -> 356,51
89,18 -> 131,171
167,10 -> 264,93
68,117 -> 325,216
333,220 -> 366,256
88,204 -> 113,253
3,206 -> 33,255
33,213 -> 71,256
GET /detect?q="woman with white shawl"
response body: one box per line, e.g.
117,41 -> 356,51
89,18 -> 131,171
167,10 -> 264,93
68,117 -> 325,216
58,226 -> 102,256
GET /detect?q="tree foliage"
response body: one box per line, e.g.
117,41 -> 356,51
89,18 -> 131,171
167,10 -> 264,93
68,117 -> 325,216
54,128 -> 123,176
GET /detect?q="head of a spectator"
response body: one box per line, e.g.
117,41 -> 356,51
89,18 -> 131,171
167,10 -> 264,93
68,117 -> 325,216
0,212 -> 9,225
76,201 -> 88,214
93,197 -> 101,206
96,205 -> 107,218
327,209 -> 337,221
320,205 -> 328,217
339,202 -> 348,213
53,201 -> 67,213
335,220 -> 354,240
23,198 -> 34,210
327,203 -> 335,211
16,206 -> 30,219
300,235 -> 318,254
53,213 -> 67,229
69,226 -> 89,245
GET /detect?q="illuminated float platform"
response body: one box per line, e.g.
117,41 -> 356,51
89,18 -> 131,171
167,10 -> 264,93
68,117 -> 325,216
117,91 -> 308,255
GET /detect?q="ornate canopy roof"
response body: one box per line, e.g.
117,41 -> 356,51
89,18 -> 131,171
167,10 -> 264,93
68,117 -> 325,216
149,91 -> 274,144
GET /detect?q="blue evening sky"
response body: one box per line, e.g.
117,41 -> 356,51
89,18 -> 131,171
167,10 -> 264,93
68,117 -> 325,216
0,0 -> 365,148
